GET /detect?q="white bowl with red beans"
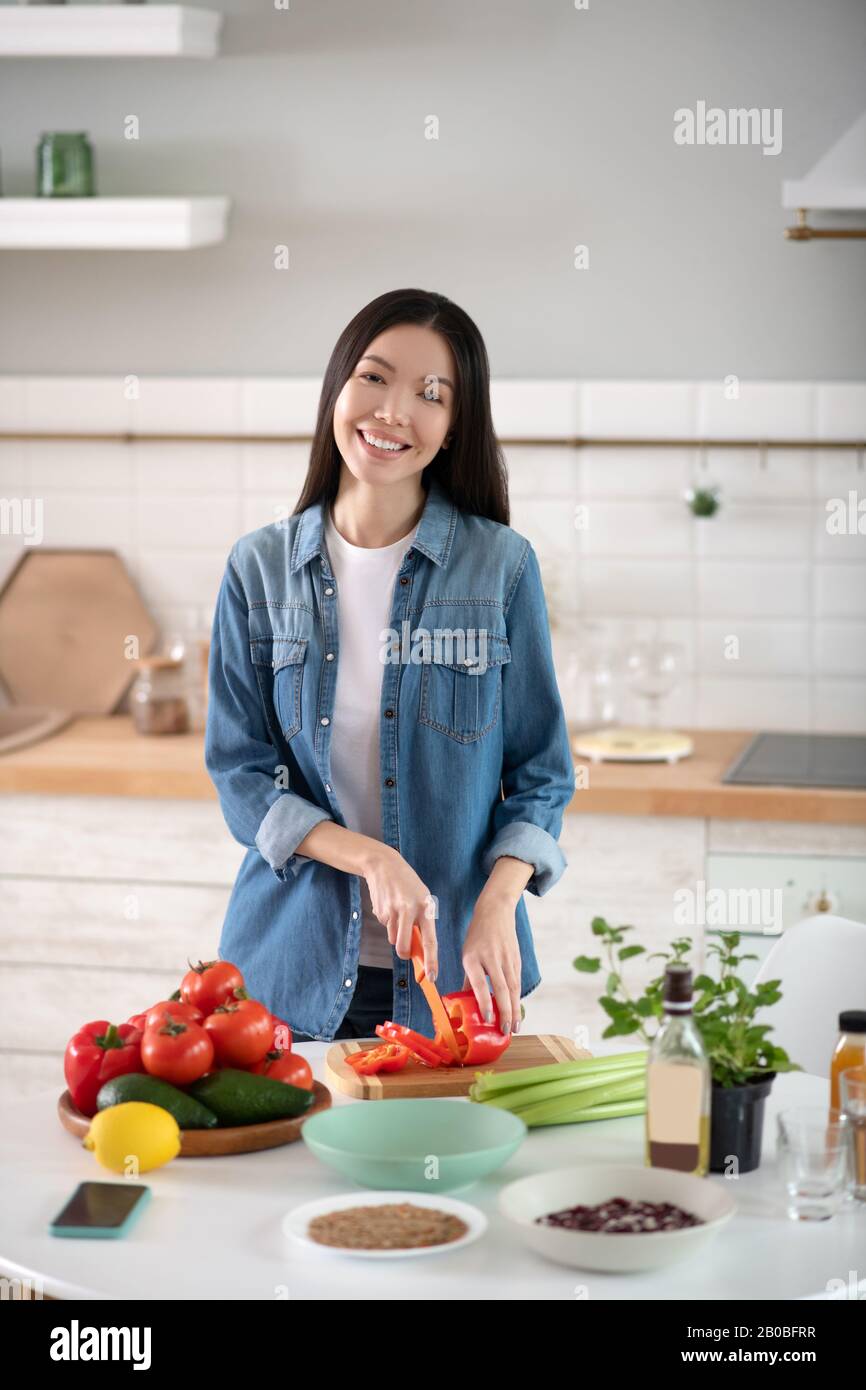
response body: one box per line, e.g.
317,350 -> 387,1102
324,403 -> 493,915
498,1164 -> 736,1273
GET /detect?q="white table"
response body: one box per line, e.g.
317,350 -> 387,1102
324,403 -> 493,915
1,1050 -> 863,1300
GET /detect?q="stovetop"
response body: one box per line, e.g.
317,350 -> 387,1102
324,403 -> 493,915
722,733 -> 866,790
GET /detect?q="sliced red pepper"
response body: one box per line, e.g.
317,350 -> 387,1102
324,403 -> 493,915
374,1022 -> 453,1068
372,997 -> 512,1070
345,1043 -> 410,1075
433,992 -> 512,1066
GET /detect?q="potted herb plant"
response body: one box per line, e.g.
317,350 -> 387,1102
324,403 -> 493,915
574,917 -> 801,1173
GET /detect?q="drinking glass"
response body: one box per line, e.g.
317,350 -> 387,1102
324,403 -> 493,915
776,1107 -> 850,1221
840,1066 -> 866,1202
575,651 -> 619,726
566,623 -> 620,727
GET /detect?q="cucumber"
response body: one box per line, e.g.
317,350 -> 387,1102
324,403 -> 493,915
186,1068 -> 315,1126
96,1073 -> 218,1129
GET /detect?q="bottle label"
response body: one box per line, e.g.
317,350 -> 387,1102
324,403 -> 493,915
647,1062 -> 702,1171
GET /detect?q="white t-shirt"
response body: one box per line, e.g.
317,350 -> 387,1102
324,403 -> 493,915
323,506 -> 420,969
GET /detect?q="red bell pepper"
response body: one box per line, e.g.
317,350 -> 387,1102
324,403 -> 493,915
436,991 -> 512,1065
64,1020 -> 145,1117
374,992 -> 512,1068
345,1043 -> 410,1075
374,1022 -> 453,1068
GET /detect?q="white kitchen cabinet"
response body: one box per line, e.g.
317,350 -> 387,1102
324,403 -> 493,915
526,813 -> 706,1047
703,848 -> 866,988
0,794 -> 243,1103
1,793 -> 863,1104
528,818 -> 866,1039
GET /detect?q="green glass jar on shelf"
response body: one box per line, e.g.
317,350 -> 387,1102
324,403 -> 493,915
36,133 -> 95,197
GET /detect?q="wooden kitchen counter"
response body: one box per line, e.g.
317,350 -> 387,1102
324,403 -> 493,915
0,716 -> 215,800
0,717 -> 863,823
571,728 -> 866,824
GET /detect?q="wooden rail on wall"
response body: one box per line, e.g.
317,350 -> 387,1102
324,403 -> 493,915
0,432 -> 864,450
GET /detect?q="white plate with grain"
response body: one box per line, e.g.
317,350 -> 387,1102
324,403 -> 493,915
282,1190 -> 487,1259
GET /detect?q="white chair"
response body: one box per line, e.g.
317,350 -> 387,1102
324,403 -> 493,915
752,914 -> 866,1078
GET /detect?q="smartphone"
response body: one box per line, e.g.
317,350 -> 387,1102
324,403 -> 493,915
49,1182 -> 151,1239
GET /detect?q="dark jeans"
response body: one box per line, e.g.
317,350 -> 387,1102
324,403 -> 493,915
292,965 -> 394,1043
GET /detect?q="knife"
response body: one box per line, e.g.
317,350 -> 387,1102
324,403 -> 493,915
409,923 -> 462,1064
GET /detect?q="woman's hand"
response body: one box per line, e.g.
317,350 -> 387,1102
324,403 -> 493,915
362,844 -> 438,979
461,886 -> 522,1036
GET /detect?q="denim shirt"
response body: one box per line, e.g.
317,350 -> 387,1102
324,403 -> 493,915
205,474 -> 576,1041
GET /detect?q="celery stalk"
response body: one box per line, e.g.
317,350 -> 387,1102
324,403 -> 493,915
476,1064 -> 645,1112
520,1098 -> 647,1128
470,1049 -> 647,1100
508,1076 -> 646,1126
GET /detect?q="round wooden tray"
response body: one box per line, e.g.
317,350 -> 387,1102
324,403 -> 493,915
573,727 -> 694,763
57,1081 -> 332,1157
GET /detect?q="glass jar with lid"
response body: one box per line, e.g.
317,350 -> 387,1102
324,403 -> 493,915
830,1011 -> 866,1111
36,133 -> 95,197
130,657 -> 190,736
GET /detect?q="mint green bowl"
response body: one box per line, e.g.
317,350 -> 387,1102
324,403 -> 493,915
301,1099 -> 527,1191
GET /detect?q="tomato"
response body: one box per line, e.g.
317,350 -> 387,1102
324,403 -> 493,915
180,959 -> 244,1016
145,1000 -> 204,1031
251,1049 -> 313,1090
269,1013 -> 293,1053
141,1017 -> 214,1086
204,998 -> 273,1068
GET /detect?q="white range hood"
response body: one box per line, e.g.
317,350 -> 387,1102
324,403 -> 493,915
782,110 -> 866,240
783,110 -> 866,210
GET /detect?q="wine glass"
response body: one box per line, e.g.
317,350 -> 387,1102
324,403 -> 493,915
623,635 -> 683,729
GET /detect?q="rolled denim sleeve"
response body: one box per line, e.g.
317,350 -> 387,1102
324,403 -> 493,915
480,543 -> 575,896
205,552 -> 333,881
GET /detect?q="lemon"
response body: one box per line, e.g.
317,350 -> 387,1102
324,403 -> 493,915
83,1101 -> 181,1174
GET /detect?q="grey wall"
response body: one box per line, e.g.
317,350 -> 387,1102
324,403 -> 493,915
0,0 -> 864,379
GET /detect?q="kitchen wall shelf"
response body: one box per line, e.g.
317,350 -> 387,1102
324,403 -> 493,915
0,197 -> 230,249
0,5 -> 222,59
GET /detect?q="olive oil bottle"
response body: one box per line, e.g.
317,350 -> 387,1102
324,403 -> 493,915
645,964 -> 710,1176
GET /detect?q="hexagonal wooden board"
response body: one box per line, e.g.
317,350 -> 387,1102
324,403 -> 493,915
0,549 -> 157,714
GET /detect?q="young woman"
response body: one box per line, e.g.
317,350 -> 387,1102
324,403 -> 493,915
205,288 -> 575,1044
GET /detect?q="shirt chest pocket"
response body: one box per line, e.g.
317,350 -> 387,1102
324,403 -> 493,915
418,634 -> 511,744
251,636 -> 308,741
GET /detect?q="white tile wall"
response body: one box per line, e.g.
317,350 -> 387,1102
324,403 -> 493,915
0,376 -> 864,732
696,382 -> 815,439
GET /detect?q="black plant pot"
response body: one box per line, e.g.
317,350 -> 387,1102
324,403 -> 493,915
709,1073 -> 776,1174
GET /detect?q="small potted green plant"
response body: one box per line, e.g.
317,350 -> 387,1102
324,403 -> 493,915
684,485 -> 721,517
574,917 -> 801,1173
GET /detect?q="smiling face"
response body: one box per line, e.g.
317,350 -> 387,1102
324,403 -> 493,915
333,323 -> 457,486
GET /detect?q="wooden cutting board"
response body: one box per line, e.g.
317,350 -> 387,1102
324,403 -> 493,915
0,550 -> 158,714
326,1034 -> 591,1100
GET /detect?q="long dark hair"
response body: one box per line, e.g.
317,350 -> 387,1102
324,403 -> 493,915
292,288 -> 509,525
